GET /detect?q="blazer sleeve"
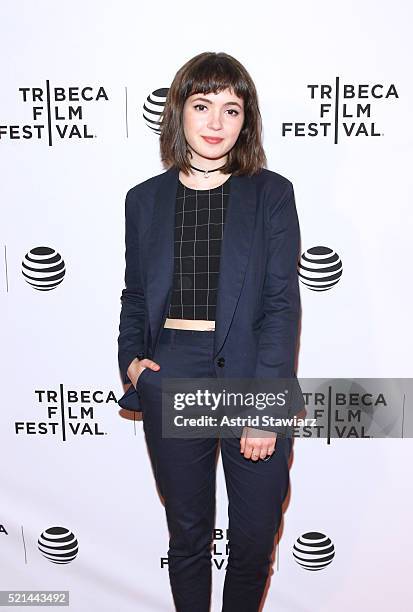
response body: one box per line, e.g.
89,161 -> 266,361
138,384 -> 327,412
254,181 -> 304,423
117,188 -> 146,384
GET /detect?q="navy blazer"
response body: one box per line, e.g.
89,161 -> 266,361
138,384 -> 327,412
117,164 -> 303,422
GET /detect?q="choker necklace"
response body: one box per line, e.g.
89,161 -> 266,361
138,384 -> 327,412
189,163 -> 226,179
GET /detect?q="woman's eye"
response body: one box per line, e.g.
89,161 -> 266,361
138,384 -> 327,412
193,104 -> 239,116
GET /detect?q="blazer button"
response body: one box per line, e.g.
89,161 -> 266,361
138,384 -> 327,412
137,352 -> 145,361
217,357 -> 225,367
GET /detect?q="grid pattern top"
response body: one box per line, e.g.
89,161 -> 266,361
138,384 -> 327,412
167,175 -> 232,320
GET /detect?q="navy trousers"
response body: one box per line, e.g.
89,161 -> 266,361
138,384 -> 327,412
137,327 -> 292,612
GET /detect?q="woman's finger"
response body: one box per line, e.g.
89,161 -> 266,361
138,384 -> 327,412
139,359 -> 161,371
259,448 -> 268,460
244,442 -> 262,460
250,447 -> 261,461
240,427 -> 247,453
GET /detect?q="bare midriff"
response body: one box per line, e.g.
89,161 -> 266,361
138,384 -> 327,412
164,318 -> 215,331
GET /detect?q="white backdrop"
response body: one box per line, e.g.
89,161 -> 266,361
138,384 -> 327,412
1,1 -> 412,610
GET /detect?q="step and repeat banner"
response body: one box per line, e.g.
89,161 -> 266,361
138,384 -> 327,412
1,1 -> 412,610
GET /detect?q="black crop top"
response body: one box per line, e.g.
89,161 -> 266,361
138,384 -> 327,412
167,175 -> 232,320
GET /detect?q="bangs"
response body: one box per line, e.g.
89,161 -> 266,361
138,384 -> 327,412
183,57 -> 248,101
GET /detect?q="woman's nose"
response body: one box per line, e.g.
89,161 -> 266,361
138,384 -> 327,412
207,112 -> 223,130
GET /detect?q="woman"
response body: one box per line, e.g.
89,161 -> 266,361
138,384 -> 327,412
117,51 -> 302,612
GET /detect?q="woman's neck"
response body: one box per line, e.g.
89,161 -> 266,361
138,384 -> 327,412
179,169 -> 232,190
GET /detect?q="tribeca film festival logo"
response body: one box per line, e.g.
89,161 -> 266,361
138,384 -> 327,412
0,81 -> 109,145
14,386 -> 118,440
300,379 -> 407,441
161,528 -> 229,570
282,79 -> 399,143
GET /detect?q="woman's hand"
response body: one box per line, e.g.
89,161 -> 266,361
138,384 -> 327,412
240,426 -> 277,461
127,357 -> 160,389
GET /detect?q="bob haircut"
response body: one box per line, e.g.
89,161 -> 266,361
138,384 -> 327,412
159,52 -> 267,176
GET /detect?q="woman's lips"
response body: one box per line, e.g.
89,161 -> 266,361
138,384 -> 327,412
202,136 -> 224,144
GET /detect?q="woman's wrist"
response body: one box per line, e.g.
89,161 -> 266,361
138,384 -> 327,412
127,358 -> 140,384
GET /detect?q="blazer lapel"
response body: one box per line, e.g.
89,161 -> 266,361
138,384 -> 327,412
145,166 -> 257,357
213,173 -> 256,356
145,166 -> 178,351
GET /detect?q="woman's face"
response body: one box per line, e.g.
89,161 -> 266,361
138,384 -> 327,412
182,87 -> 245,166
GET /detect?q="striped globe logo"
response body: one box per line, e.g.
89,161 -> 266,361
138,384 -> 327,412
143,88 -> 169,134
298,246 -> 343,291
293,531 -> 335,570
22,246 -> 65,291
38,526 -> 79,564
